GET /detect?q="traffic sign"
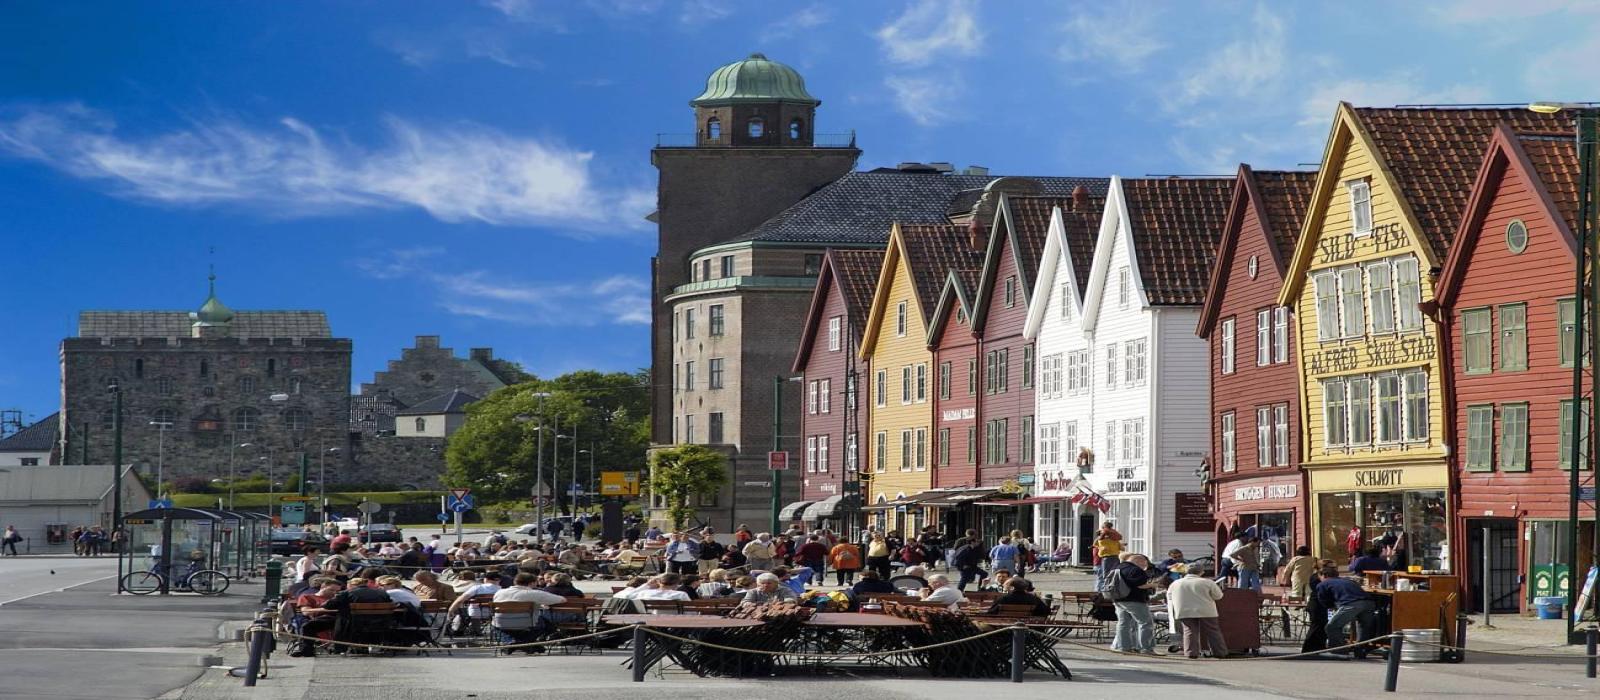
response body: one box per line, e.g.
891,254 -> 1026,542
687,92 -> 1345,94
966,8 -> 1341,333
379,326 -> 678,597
280,502 -> 306,525
450,500 -> 472,513
601,471 -> 640,495
450,488 -> 471,501
357,500 -> 382,514
567,482 -> 584,495
447,493 -> 476,511
280,495 -> 315,502
436,512 -> 450,523
148,498 -> 173,509
767,451 -> 789,471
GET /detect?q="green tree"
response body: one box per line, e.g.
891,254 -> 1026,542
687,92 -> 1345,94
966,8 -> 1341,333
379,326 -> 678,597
648,444 -> 728,530
443,370 -> 650,506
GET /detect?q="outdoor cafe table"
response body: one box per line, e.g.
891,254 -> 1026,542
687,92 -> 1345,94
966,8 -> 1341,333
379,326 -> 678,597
602,615 -> 767,677
796,612 -> 926,670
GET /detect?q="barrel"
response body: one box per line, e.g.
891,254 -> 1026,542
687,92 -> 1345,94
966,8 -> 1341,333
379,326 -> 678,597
1533,596 -> 1565,620
1398,628 -> 1442,662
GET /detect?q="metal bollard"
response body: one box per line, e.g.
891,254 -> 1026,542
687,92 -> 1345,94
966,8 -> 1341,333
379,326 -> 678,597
1586,627 -> 1596,680
1453,615 -> 1468,664
1010,624 -> 1026,683
242,627 -> 267,687
262,560 -> 283,604
1384,632 -> 1404,693
631,625 -> 647,683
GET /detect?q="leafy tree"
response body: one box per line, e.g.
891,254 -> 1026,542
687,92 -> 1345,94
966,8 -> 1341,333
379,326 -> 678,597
444,369 -> 650,506
648,444 -> 728,530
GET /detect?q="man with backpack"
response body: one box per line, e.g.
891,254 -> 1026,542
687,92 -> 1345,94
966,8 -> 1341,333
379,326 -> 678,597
1106,553 -> 1160,654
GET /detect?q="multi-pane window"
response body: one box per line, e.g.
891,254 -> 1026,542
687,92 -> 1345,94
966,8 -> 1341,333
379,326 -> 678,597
1348,376 -> 1372,445
1339,267 -> 1364,338
895,301 -> 907,336
1118,267 -> 1132,308
876,370 -> 887,407
283,408 -> 309,432
1064,421 -> 1078,457
807,379 -> 819,414
1559,298 -> 1589,367
915,364 -> 927,402
846,374 -> 857,411
1403,369 -> 1428,442
1124,339 -> 1147,385
1221,317 -> 1236,374
1273,306 -> 1289,363
684,361 -> 696,390
939,427 -> 951,466
1500,403 -> 1528,472
819,378 -> 830,413
685,308 -> 696,339
1039,422 -> 1060,465
152,407 -> 178,426
997,349 -> 1009,393
1256,407 -> 1272,468
939,362 -> 952,400
709,412 -> 724,444
708,358 -> 724,389
1465,405 -> 1494,472
1021,416 -> 1034,463
1004,276 -> 1017,307
915,428 -> 927,470
807,437 -> 818,473
1462,308 -> 1491,374
1500,304 -> 1527,371
239,376 -> 256,394
827,316 -> 841,351
1067,350 -> 1090,394
1256,310 -> 1272,366
1126,418 -> 1144,463
1323,379 -> 1348,447
846,434 -> 858,471
1104,420 -> 1118,463
709,305 -> 725,336
1560,399 -> 1591,470
1274,404 -> 1289,466
720,255 -> 734,278
1314,272 -> 1340,341
1348,179 -> 1372,235
901,366 -> 912,404
1039,353 -> 1063,399
1220,412 -> 1236,472
817,435 -> 829,472
1396,258 -> 1423,331
1367,261 -> 1394,333
900,430 -> 912,471
1059,283 -> 1073,320
875,431 -> 887,472
967,360 -> 977,397
966,426 -> 977,464
804,254 -> 822,275
1376,374 -> 1402,443
1105,344 -> 1118,389
984,419 -> 1009,464
684,414 -> 696,443
1022,345 -> 1034,389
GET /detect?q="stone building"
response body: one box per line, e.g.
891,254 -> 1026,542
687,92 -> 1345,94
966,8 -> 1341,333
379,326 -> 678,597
59,277 -> 353,488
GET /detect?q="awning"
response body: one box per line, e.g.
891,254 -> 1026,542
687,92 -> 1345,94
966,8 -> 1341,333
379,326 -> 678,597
862,491 -> 947,510
976,495 -> 1070,506
918,487 -> 1001,506
778,500 -> 814,522
801,493 -> 860,521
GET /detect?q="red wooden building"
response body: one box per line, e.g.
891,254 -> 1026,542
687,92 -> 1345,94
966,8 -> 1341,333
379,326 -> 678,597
928,268 -> 983,491
793,248 -> 883,533
1434,125 -> 1592,614
1197,166 -> 1316,563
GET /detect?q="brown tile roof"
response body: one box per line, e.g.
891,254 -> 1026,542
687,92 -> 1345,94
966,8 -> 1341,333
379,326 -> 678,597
1249,170 -> 1317,261
1352,107 -> 1569,258
1005,196 -> 1072,289
829,248 -> 886,333
900,223 -> 985,321
1517,133 -> 1581,233
1120,177 -> 1235,305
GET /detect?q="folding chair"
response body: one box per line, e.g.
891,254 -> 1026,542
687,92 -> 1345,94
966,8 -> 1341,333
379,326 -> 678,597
547,599 -> 605,655
342,602 -> 400,654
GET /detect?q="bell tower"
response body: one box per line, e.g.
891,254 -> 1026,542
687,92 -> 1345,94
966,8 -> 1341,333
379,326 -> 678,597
690,53 -> 819,148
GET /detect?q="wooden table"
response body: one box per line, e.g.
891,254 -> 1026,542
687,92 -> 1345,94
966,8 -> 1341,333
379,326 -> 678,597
805,612 -> 923,628
607,614 -> 768,677
602,614 -> 762,628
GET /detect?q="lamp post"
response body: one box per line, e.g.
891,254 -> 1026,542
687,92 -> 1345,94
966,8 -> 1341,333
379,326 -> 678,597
258,451 -> 277,521
229,441 -> 251,510
772,375 -> 804,534
148,421 -> 173,499
557,425 -> 576,516
1530,101 -> 1600,644
515,391 -> 552,541
579,444 -> 595,514
319,447 -> 339,528
109,382 -> 123,529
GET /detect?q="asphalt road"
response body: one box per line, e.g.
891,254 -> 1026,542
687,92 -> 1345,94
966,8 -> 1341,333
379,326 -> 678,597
0,556 -> 262,700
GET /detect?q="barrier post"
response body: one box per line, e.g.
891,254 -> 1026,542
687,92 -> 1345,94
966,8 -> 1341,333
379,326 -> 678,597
242,626 -> 267,687
1011,624 -> 1026,683
631,625 -> 647,683
262,560 -> 283,604
1384,632 -> 1404,692
1454,614 -> 1469,663
1586,626 -> 1596,679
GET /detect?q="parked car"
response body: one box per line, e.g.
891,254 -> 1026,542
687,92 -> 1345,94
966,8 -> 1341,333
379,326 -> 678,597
268,529 -> 329,556
358,523 -> 402,543
513,523 -> 540,535
330,517 -> 360,533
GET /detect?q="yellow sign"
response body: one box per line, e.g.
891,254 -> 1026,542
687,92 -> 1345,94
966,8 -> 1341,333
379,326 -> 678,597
600,471 -> 641,496
280,495 -> 316,502
1308,462 -> 1448,492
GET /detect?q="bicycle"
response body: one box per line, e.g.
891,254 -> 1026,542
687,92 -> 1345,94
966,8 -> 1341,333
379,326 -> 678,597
121,559 -> 230,595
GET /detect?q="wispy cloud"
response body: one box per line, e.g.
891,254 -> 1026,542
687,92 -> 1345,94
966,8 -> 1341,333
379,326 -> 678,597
0,104 -> 651,233
1057,2 -> 1165,73
876,0 -> 982,67
762,4 -> 831,41
373,25 -> 546,69
1164,6 -> 1287,111
678,0 -> 733,25
355,248 -> 649,326
884,75 -> 963,127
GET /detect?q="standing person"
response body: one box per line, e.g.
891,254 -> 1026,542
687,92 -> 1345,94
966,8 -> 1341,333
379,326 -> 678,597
795,535 -> 829,585
742,533 -> 776,573
664,533 -> 699,575
2,526 -> 19,556
1228,535 -> 1262,592
989,537 -> 1019,578
1282,546 -> 1318,599
827,539 -> 862,585
545,518 -> 565,543
733,524 -> 754,547
919,527 -> 945,570
1316,566 -> 1378,659
695,533 -> 724,576
1093,522 -> 1123,591
951,537 -> 988,591
1167,564 -> 1230,659
1108,553 -> 1159,655
864,533 -> 893,580
1008,529 -> 1034,574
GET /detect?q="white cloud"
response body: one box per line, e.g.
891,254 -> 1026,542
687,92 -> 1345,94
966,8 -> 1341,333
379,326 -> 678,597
356,249 -> 650,326
0,104 -> 651,233
1057,2 -> 1165,73
678,0 -> 733,25
1165,6 -> 1287,110
876,0 -> 982,67
762,5 -> 831,41
884,75 -> 963,127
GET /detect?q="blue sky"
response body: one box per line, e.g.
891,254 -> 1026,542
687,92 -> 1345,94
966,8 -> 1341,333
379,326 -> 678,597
1,0 -> 1596,423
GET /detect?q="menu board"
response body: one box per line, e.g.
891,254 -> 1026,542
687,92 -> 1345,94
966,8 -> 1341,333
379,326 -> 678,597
1174,492 -> 1213,533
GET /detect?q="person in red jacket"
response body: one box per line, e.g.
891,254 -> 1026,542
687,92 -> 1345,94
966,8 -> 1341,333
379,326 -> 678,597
795,535 -> 830,586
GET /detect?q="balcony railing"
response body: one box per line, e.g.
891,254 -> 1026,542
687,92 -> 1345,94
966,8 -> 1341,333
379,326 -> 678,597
654,131 -> 857,148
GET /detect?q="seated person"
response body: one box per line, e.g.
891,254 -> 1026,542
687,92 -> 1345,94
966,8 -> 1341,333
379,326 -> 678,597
677,574 -> 703,600
740,573 -> 798,605
395,543 -> 428,577
986,576 -> 1052,617
492,572 -> 566,652
850,569 -> 899,597
302,577 -> 393,650
1157,549 -> 1187,582
1349,547 -> 1390,575
1045,542 -> 1073,563
293,578 -> 344,639
378,575 -> 422,612
409,571 -> 450,602
979,569 -> 1014,592
609,544 -> 646,576
696,569 -> 734,598
612,575 -> 651,599
447,571 -> 503,631
769,566 -> 807,596
632,574 -> 692,601
729,575 -> 756,595
540,572 -> 585,598
889,565 -> 930,595
919,574 -> 965,611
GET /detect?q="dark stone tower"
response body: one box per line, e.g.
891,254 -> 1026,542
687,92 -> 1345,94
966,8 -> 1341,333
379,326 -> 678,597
650,54 -> 859,443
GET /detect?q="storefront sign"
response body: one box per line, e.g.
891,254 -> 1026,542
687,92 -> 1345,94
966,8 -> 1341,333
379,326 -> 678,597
940,408 -> 976,422
1105,480 -> 1146,494
1174,493 -> 1212,532
1355,469 -> 1404,487
1234,484 -> 1298,501
1038,470 -> 1073,493
1305,334 -> 1435,376
1309,463 -> 1447,492
817,482 -> 838,494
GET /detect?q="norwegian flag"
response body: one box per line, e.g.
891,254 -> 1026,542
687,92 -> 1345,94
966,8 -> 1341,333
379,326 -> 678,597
1069,492 -> 1085,505
1097,497 -> 1113,514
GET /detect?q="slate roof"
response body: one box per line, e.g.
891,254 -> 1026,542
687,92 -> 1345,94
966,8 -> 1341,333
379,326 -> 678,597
829,249 -> 886,333
900,224 -> 986,321
0,412 -> 58,453
733,171 -> 1109,245
351,394 -> 406,434
1120,178 -> 1236,306
1351,107 -> 1569,259
0,464 -> 143,505
1250,170 -> 1317,261
78,311 -> 332,338
1518,133 -> 1581,233
395,389 -> 480,417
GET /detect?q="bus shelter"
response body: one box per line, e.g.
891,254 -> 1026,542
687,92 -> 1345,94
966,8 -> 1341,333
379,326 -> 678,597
118,507 -> 226,595
236,511 -> 272,577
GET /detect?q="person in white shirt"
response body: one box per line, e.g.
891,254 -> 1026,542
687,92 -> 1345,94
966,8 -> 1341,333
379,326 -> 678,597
491,572 -> 567,650
1165,565 -> 1229,659
378,575 -> 422,611
631,575 -> 692,601
613,576 -> 651,599
920,573 -> 965,611
294,546 -> 323,583
448,573 -> 502,623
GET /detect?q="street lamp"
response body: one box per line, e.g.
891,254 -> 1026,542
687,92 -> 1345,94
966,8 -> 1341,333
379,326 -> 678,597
579,445 -> 595,514
258,452 -> 278,520
148,421 -> 173,499
514,391 -> 552,541
229,441 -> 251,510
556,428 -> 575,516
319,447 -> 339,528
108,381 -> 123,530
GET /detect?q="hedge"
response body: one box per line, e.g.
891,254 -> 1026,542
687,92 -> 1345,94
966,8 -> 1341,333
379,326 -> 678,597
170,491 -> 448,508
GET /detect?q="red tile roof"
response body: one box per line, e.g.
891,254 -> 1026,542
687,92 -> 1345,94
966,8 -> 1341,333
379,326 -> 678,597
1517,133 -> 1581,233
900,223 -> 985,321
1120,177 -> 1235,305
1250,170 -> 1317,261
828,248 -> 885,335
1352,107 -> 1569,258
1006,196 -> 1074,290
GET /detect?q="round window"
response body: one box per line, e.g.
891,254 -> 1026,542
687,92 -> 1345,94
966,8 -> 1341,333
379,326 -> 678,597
1247,255 -> 1259,279
1506,219 -> 1528,254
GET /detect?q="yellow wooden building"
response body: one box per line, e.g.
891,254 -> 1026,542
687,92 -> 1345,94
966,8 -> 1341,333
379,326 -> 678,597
860,222 -> 981,534
1282,104 -> 1501,570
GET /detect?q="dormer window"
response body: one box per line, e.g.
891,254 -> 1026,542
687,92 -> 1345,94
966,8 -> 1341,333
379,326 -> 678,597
706,117 -> 721,140
747,117 -> 765,138
1347,179 -> 1373,236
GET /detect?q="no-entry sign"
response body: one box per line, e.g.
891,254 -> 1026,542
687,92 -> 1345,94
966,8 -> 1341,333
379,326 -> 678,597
767,451 -> 789,471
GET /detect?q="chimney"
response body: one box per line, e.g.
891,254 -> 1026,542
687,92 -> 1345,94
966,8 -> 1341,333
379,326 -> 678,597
470,348 -> 493,362
964,165 -> 989,176
1072,185 -> 1090,211
968,217 -> 985,251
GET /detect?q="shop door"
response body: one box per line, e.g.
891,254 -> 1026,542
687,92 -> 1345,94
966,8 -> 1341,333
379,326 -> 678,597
1464,518 -> 1519,614
1076,513 -> 1097,566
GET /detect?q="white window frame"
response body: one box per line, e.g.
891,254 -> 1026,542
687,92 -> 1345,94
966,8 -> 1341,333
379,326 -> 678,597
808,380 -> 818,415
900,430 -> 912,471
1347,179 -> 1373,236
915,428 -> 927,471
846,434 -> 858,471
1376,373 -> 1402,444
1221,412 -> 1236,471
1064,421 -> 1078,459
1118,267 -> 1132,308
875,431 -> 887,473
806,436 -> 818,473
1339,266 -> 1365,338
1257,406 -> 1272,468
1221,317 -> 1236,374
1314,272 -> 1340,341
1040,422 -> 1060,465
1104,420 -> 1118,463
1059,283 -> 1073,320
1105,343 -> 1118,389
1348,376 -> 1371,446
1367,260 -> 1394,334
1396,257 -> 1423,332
1273,306 -> 1289,363
818,435 -> 830,473
1323,378 -> 1347,448
1403,369 -> 1429,443
1274,403 -> 1289,467
875,370 -> 887,408
1124,338 -> 1147,386
915,363 -> 927,402
896,301 -> 907,337
820,378 -> 831,413
827,316 -> 841,351
901,366 -> 912,405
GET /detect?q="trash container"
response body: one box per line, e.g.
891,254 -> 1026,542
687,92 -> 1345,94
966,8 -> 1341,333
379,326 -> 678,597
1533,596 -> 1565,620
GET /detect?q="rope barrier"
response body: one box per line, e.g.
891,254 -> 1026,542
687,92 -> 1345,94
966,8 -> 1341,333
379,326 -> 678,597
1403,638 -> 1599,660
1037,630 -> 1396,662
635,624 -> 1017,660
250,622 -> 638,653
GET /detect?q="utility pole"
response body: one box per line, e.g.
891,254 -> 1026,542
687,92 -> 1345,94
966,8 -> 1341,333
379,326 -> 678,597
110,383 -> 123,529
771,376 -> 782,534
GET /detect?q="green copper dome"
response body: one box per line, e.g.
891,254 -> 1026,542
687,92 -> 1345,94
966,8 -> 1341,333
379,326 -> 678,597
691,53 -> 820,107
195,273 -> 234,325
